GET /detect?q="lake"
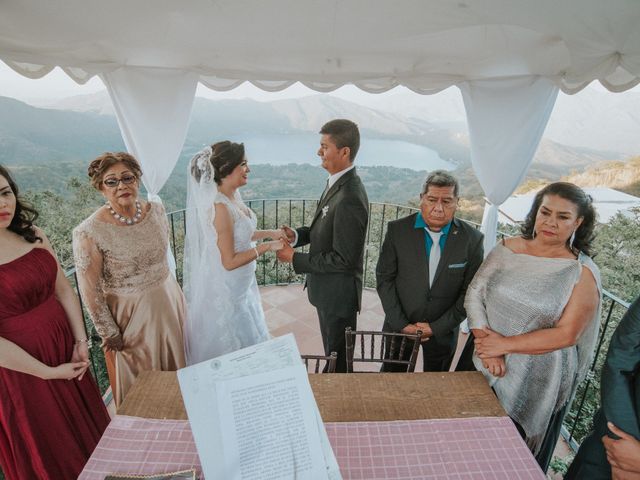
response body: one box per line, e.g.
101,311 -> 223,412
200,133 -> 454,171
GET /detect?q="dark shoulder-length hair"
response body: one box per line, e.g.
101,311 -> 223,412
521,181 -> 596,256
0,165 -> 42,243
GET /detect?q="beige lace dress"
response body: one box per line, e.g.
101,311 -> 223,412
73,202 -> 186,406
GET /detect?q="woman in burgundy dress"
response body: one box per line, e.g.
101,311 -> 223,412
0,165 -> 110,479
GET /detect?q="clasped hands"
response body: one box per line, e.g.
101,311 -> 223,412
275,225 -> 296,263
475,328 -> 508,378
261,228 -> 290,252
401,322 -> 432,342
45,341 -> 90,381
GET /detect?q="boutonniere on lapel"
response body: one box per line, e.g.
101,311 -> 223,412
321,205 -> 329,218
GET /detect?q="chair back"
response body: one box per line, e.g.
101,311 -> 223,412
301,352 -> 338,373
345,327 -> 422,373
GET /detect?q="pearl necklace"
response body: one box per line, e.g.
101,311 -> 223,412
107,201 -> 142,225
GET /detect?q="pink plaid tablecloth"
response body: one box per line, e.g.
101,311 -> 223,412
80,415 -> 544,479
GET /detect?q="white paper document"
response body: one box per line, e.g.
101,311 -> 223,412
177,334 -> 341,480
216,365 -> 325,479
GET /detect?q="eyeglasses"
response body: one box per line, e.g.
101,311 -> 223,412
103,175 -> 137,188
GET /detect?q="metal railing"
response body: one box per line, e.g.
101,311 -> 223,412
166,199 -> 426,289
68,199 -> 629,452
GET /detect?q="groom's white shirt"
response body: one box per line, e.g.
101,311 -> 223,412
327,164 -> 355,190
290,164 -> 355,246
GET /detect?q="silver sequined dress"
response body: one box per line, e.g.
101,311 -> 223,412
465,243 -> 601,454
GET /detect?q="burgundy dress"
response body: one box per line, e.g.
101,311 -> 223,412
0,248 -> 110,480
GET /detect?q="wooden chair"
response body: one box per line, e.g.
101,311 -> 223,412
301,352 -> 338,373
345,327 -> 422,373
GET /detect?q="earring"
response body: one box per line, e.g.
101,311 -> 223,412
569,229 -> 576,249
532,229 -> 537,239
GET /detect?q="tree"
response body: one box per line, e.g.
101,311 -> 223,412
592,207 -> 640,301
27,178 -> 102,270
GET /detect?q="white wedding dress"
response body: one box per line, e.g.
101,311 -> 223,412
183,152 -> 270,365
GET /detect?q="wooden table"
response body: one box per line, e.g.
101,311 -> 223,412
119,370 -> 505,421
83,372 -> 546,480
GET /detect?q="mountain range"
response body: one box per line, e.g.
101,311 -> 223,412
39,83 -> 640,155
3,90 -> 632,169
1,88 -> 638,206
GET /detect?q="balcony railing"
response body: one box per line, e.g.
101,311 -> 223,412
66,199 -> 630,451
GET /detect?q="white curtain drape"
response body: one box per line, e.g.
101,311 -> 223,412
459,76 -> 559,255
102,66 -> 199,272
102,66 -> 198,198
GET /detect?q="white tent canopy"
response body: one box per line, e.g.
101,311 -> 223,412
3,0 -> 640,94
2,0 -> 640,250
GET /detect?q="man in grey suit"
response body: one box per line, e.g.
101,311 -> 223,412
277,119 -> 369,373
376,171 -> 483,372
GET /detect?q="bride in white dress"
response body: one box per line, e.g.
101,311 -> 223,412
183,141 -> 284,365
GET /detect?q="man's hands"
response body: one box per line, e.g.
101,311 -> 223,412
280,225 -> 296,244
276,242 -> 294,263
603,422 -> 640,477
274,225 -> 296,263
275,225 -> 296,263
401,322 -> 432,342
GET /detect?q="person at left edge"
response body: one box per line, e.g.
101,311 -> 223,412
0,164 -> 110,480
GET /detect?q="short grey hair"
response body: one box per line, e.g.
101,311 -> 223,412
421,170 -> 459,197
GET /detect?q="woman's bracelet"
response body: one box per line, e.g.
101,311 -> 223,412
254,247 -> 260,259
74,338 -> 89,345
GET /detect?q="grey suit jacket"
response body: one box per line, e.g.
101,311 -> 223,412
292,168 -> 369,317
376,213 -> 484,349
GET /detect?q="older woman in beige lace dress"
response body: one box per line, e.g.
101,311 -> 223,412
73,152 -> 185,407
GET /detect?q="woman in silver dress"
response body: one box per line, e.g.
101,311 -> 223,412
466,182 -> 601,472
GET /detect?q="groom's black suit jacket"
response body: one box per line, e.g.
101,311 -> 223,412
292,168 -> 369,318
376,213 -> 484,355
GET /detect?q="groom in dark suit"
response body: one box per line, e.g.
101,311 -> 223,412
376,171 -> 483,372
277,119 -> 369,373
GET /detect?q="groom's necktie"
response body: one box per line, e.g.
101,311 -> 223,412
426,229 -> 443,287
319,179 -> 330,203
